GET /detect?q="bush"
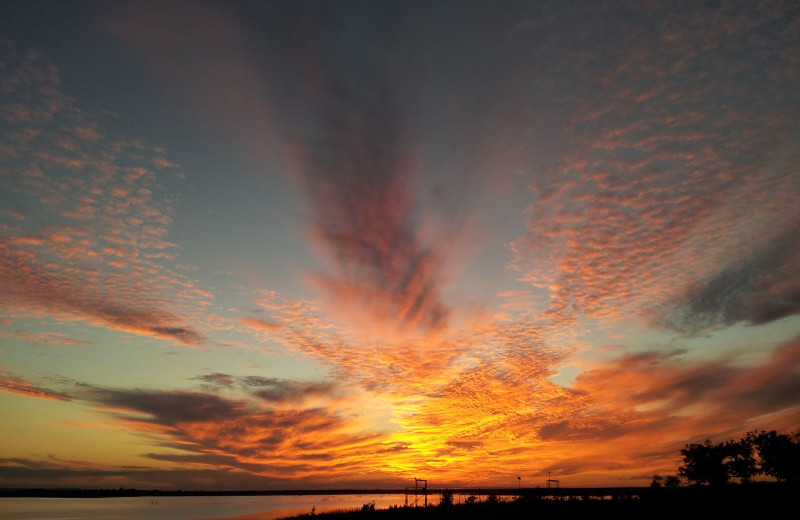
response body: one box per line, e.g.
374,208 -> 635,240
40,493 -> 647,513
439,490 -> 454,507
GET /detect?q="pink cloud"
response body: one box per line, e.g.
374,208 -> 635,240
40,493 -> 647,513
0,330 -> 92,346
241,317 -> 282,333
0,368 -> 71,401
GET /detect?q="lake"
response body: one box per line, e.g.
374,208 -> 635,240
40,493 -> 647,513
0,494 -> 417,520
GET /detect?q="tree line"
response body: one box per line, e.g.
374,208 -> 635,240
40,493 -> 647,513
675,429 -> 800,485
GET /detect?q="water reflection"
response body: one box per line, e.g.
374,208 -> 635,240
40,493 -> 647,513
0,494 -> 410,520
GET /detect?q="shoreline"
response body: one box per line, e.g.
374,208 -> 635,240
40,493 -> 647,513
0,486 -> 651,499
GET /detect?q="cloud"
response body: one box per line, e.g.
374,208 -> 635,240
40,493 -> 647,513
240,376 -> 337,404
658,226 -> 800,334
191,372 -> 337,404
273,1 -> 554,340
191,372 -> 235,388
100,1 -> 540,341
0,330 -> 92,346
285,68 -> 451,336
0,41 -> 208,346
0,456 -> 309,490
555,334 -> 800,446
2,1 -> 799,490
86,388 -> 245,425
75,384 -> 392,482
0,368 -> 71,401
241,317 -> 282,332
509,0 -> 800,336
0,243 -> 203,345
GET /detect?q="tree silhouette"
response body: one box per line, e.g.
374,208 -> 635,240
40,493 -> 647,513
679,429 -> 800,485
679,440 -> 728,485
748,430 -> 800,482
438,490 -> 454,507
723,438 -> 757,483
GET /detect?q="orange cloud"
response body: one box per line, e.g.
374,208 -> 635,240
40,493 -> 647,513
241,317 -> 283,332
0,368 -> 71,401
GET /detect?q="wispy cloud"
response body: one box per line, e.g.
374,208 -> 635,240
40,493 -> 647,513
0,330 -> 92,346
0,367 -> 71,401
0,456 -> 309,490
285,69 -> 452,337
191,372 -> 337,404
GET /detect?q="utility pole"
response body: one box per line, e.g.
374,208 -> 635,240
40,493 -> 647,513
414,478 -> 427,507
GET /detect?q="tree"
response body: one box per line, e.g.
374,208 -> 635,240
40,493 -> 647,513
723,438 -> 757,483
664,476 -> 681,488
650,475 -> 664,488
439,490 -> 454,508
679,440 -> 728,486
748,430 -> 800,482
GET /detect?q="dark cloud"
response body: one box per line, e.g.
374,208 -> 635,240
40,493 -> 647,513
0,457 -> 305,490
241,376 -> 336,403
73,384 -> 388,480
190,372 -> 337,403
290,73 -> 450,333
446,439 -> 484,449
0,461 -> 126,480
191,372 -> 235,387
145,452 -> 285,475
87,387 -> 243,425
658,226 -> 800,335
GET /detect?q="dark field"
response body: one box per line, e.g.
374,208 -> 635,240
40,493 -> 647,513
281,484 -> 797,520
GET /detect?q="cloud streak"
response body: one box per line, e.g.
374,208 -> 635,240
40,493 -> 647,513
284,57 -> 452,337
0,367 -> 71,401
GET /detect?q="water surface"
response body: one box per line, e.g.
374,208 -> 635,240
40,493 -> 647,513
0,494 -> 411,520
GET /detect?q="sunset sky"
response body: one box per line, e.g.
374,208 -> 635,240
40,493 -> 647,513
1,0 -> 799,490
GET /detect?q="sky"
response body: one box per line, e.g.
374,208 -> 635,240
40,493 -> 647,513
0,0 -> 799,490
